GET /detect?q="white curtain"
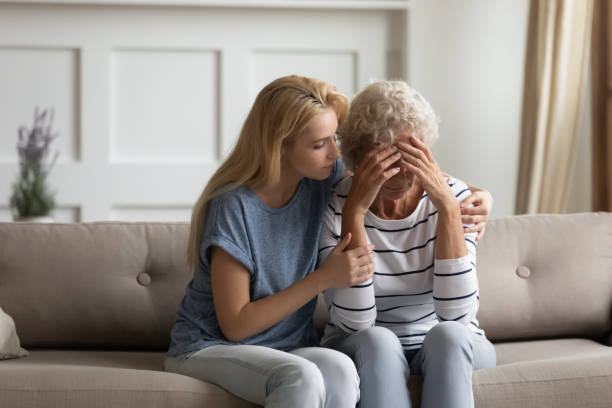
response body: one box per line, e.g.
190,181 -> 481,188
515,0 -> 594,214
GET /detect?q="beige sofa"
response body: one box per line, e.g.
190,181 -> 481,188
1,212 -> 611,407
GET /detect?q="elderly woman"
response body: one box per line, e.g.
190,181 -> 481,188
318,80 -> 496,408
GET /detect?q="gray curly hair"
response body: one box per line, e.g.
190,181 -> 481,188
339,80 -> 440,170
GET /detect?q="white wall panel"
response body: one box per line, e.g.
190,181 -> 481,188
110,49 -> 219,163
0,47 -> 79,163
0,1 -> 539,222
250,51 -> 357,101
0,2 -> 406,222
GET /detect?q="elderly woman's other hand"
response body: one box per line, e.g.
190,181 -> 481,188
460,190 -> 493,241
398,136 -> 457,210
345,146 -> 401,215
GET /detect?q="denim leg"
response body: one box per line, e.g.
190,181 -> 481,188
409,322 -> 497,408
291,347 -> 360,408
322,325 -> 412,408
164,344 -> 326,408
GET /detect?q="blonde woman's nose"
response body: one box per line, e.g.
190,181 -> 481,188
329,140 -> 341,159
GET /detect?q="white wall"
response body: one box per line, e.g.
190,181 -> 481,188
3,0 -> 589,222
408,0 -> 529,218
0,1 -> 406,222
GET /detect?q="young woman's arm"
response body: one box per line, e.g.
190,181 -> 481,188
211,235 -> 373,342
442,173 -> 493,241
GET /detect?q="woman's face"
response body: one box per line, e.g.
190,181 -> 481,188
282,108 -> 341,181
377,130 -> 418,200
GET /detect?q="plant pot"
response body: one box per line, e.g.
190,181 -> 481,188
13,216 -> 55,223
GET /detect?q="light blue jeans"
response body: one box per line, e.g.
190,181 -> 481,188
322,321 -> 497,408
164,344 -> 360,408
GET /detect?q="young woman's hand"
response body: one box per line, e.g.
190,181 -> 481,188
460,190 -> 493,241
317,233 -> 375,289
398,136 -> 456,210
345,146 -> 402,215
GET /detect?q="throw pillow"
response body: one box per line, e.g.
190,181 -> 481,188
0,307 -> 28,360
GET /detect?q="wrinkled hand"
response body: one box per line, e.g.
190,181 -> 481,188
398,136 -> 455,208
318,233 -> 375,289
460,190 -> 493,241
345,147 -> 401,215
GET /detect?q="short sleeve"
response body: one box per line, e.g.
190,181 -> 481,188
199,193 -> 255,275
330,158 -> 345,186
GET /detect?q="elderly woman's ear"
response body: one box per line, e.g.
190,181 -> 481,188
459,187 -> 493,241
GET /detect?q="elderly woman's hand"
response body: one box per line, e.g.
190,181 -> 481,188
345,146 -> 401,215
398,136 -> 456,209
460,190 -> 493,241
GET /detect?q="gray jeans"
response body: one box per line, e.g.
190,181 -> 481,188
322,321 -> 497,408
164,344 -> 360,408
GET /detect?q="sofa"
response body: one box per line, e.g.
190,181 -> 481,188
0,212 -> 611,407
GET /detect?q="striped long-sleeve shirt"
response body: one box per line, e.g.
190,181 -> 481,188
318,176 -> 485,350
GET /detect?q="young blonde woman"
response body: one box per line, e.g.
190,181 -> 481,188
164,75 -> 493,407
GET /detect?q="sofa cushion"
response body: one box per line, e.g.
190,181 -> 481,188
475,213 -> 612,341
3,341 -> 610,408
0,307 -> 28,359
404,338 -> 612,408
0,222 -> 192,349
1,213 -> 611,349
493,337 -> 612,365
0,350 -> 258,408
473,339 -> 612,408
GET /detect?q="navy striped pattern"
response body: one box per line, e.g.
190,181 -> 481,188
319,176 -> 485,350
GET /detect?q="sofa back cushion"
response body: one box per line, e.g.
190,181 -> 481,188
474,212 -> 612,341
312,212 -> 612,342
0,222 -> 191,349
1,213 -> 611,348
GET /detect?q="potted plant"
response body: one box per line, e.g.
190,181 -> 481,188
9,107 -> 59,222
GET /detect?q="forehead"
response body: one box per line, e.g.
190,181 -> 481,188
301,109 -> 338,141
394,128 -> 416,144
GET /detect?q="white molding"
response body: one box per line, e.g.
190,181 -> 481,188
0,2 -> 405,221
0,0 -> 410,10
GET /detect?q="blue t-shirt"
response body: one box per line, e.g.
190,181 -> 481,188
167,159 -> 344,356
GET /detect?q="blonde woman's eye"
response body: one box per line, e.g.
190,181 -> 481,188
314,142 -> 325,150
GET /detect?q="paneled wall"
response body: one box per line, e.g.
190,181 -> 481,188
0,1 -> 407,222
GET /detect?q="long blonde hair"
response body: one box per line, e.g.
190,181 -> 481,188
186,75 -> 348,272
